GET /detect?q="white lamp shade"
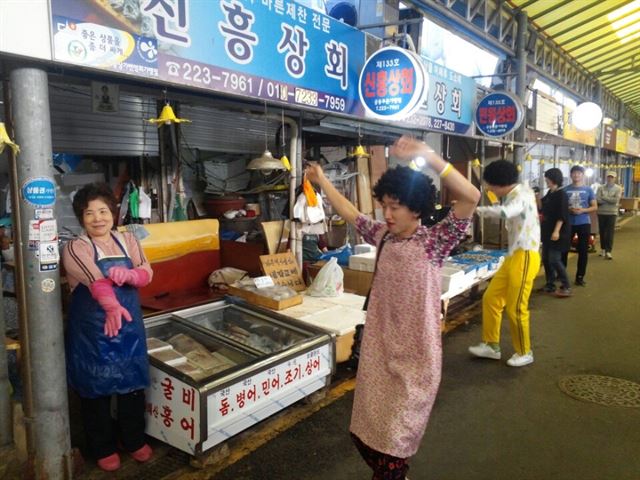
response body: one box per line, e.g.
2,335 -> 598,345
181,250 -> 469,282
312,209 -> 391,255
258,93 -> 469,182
572,102 -> 603,131
246,150 -> 286,171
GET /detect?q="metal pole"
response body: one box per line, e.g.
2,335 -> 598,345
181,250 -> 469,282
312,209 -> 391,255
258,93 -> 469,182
8,66 -> 72,479
514,11 -> 528,167
0,267 -> 10,446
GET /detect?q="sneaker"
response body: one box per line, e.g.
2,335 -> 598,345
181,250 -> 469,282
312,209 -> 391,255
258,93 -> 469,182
469,342 -> 501,360
575,277 -> 586,287
97,453 -> 120,472
605,252 -> 612,260
537,286 -> 555,294
599,249 -> 605,257
130,443 -> 153,463
507,352 -> 534,367
555,287 -> 572,298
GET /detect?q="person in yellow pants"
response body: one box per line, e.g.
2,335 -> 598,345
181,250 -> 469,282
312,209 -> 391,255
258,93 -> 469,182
469,160 -> 541,367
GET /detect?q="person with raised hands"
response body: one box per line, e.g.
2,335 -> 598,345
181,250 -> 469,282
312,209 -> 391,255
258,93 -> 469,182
306,135 -> 479,480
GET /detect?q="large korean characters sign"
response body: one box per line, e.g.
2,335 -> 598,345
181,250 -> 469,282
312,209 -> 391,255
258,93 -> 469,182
49,0 -> 366,116
358,46 -> 428,121
475,91 -> 524,137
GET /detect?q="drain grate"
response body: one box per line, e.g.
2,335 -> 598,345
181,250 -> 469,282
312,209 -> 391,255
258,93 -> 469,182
558,374 -> 640,408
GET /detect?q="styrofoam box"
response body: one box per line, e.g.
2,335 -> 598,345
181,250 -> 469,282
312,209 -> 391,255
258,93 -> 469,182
349,252 -> 376,272
440,266 -> 467,293
354,244 -> 376,255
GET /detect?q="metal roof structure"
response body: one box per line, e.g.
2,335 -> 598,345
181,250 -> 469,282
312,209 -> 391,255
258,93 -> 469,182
509,0 -> 640,117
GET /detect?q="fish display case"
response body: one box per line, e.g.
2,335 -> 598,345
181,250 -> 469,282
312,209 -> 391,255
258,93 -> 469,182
144,298 -> 335,455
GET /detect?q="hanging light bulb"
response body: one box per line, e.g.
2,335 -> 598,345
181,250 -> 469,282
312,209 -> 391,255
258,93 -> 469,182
247,101 -> 285,172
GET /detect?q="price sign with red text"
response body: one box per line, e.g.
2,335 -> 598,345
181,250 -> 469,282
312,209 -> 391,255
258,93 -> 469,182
145,367 -> 200,454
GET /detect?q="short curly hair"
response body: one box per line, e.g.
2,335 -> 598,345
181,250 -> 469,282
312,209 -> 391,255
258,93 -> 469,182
72,183 -> 118,228
483,160 -> 519,187
544,168 -> 563,187
372,165 -> 436,222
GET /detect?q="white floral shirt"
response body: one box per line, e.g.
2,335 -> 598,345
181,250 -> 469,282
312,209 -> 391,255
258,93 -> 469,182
477,184 -> 541,255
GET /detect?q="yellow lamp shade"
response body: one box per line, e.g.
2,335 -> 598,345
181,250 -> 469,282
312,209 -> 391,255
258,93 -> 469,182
148,104 -> 191,127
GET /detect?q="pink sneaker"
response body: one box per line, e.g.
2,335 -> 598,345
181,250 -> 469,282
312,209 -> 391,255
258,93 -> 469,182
97,452 -> 120,471
130,443 -> 153,462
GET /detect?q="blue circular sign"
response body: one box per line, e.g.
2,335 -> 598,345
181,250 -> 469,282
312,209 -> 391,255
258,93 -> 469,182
475,92 -> 524,137
358,46 -> 427,121
22,177 -> 56,207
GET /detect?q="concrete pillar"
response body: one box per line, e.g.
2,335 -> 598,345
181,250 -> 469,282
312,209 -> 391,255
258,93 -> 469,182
8,65 -> 72,479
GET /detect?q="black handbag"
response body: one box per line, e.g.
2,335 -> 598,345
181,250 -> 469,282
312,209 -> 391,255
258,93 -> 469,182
347,234 -> 388,370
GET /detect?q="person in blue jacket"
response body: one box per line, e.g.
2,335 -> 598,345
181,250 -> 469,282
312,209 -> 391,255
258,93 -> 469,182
62,183 -> 154,471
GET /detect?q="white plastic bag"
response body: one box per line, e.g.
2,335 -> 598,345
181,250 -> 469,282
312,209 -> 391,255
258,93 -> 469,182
307,257 -> 344,297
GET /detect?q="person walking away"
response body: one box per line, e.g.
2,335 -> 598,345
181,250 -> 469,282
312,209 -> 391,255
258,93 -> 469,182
306,135 -> 480,480
62,183 -> 154,471
562,165 -> 597,285
469,160 -> 541,367
596,171 -> 622,260
538,168 -> 572,297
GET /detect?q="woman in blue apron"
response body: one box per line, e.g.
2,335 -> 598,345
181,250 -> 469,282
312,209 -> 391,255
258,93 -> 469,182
62,183 -> 154,472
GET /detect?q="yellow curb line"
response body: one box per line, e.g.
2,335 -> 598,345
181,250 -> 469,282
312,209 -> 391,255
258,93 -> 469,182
168,378 -> 356,479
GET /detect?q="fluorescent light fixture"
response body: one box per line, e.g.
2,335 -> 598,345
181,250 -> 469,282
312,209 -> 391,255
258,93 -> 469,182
607,0 -> 640,22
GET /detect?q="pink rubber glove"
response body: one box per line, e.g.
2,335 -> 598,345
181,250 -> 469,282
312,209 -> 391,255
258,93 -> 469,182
107,266 -> 151,288
90,279 -> 133,338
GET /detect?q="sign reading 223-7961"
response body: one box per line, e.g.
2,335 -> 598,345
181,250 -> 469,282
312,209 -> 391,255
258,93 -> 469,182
358,47 -> 428,121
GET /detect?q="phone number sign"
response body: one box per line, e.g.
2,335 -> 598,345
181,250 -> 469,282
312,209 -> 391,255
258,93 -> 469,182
475,91 -> 524,137
358,46 -> 428,121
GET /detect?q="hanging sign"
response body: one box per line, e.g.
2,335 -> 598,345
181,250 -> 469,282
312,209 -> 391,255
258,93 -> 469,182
22,177 -> 56,207
358,46 -> 428,121
475,92 -> 524,137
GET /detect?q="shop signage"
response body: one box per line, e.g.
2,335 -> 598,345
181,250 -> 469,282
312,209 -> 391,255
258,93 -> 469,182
146,368 -> 201,455
603,125 -> 617,151
615,129 -> 628,154
634,160 -> 640,182
49,1 -> 365,116
534,92 -> 561,136
358,46 -> 427,121
628,135 -> 640,158
475,92 -> 524,137
403,56 -> 476,134
22,177 -> 56,207
205,344 -> 331,449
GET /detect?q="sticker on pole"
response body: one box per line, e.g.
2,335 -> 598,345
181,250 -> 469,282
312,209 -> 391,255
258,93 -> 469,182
22,177 -> 56,207
475,91 -> 524,137
358,46 -> 428,121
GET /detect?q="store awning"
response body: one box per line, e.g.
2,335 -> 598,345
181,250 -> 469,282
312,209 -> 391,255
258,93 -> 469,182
508,0 -> 640,116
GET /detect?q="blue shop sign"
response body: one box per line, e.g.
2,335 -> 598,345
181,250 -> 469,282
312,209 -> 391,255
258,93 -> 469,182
22,177 -> 56,207
50,1 -> 365,116
402,56 -> 476,134
475,92 -> 524,137
358,47 -> 427,121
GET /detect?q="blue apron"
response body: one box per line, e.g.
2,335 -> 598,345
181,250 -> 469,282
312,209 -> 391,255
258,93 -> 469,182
66,233 -> 149,398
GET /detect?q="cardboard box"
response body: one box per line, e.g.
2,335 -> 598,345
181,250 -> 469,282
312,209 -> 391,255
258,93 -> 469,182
308,262 -> 373,296
227,285 -> 303,310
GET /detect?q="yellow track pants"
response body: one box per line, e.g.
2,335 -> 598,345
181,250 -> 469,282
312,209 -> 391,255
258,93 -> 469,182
482,249 -> 541,355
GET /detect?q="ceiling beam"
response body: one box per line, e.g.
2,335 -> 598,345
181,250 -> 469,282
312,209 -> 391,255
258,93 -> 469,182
545,0 -> 637,41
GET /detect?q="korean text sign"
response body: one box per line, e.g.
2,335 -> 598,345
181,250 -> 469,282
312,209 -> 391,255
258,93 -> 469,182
475,92 -> 523,137
146,366 -> 200,455
50,0 -> 366,116
358,46 -> 428,121
404,56 -> 476,134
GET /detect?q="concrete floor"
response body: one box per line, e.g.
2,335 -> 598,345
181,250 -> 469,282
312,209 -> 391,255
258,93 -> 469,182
209,216 -> 640,480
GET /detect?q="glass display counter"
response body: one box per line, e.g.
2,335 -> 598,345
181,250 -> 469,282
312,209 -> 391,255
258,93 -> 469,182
144,299 -> 334,455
